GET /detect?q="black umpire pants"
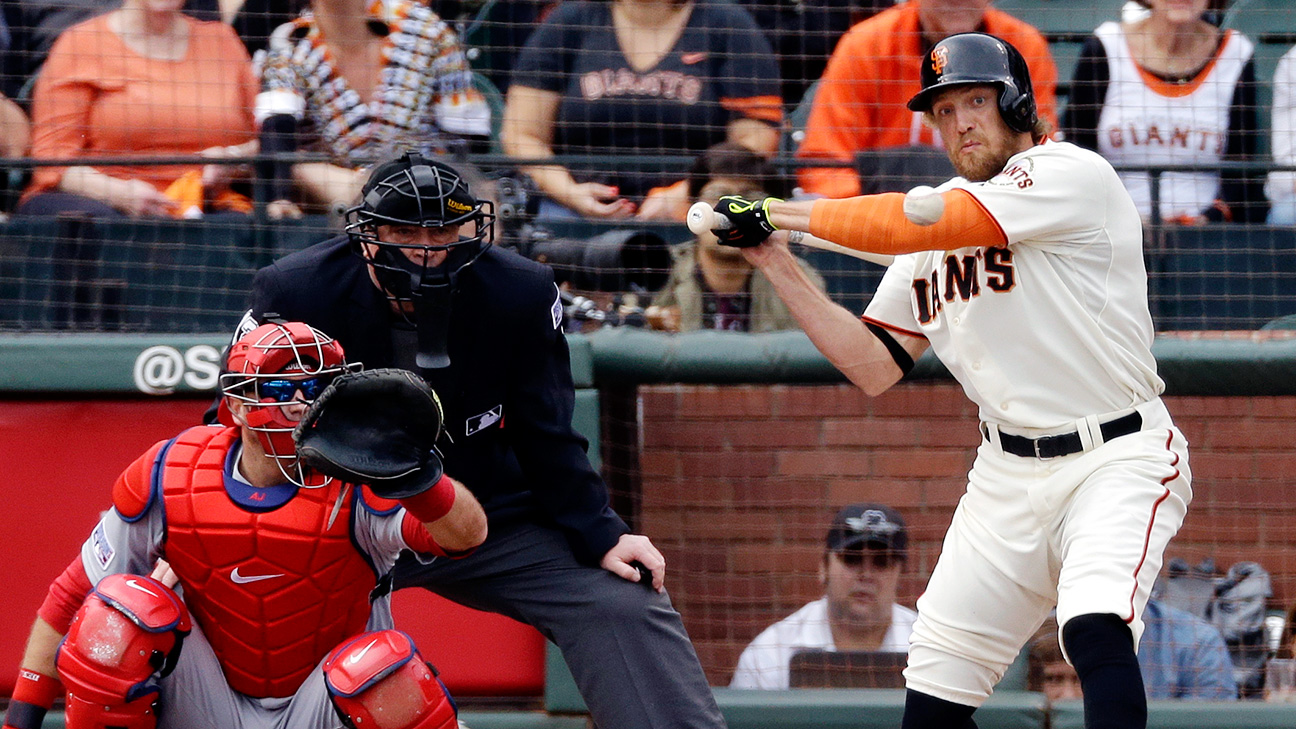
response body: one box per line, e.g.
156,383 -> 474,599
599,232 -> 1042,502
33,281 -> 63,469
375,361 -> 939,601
393,521 -> 727,729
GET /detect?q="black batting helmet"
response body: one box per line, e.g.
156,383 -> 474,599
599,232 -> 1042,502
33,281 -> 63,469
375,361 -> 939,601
344,151 -> 495,301
907,32 -> 1038,134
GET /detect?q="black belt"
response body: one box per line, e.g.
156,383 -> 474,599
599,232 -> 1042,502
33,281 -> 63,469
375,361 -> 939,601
991,412 -> 1143,459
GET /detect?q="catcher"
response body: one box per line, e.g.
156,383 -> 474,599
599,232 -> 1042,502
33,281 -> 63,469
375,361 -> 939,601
2,321 -> 486,729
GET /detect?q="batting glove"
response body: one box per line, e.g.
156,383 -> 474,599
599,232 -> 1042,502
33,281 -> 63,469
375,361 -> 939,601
714,195 -> 781,248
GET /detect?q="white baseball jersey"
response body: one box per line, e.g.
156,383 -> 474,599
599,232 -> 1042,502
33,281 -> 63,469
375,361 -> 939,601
865,139 -> 1161,430
1094,21 -> 1253,221
729,598 -> 917,690
861,139 -> 1193,708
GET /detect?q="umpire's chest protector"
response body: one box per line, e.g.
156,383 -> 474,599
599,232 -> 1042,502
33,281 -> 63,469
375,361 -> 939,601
157,427 -> 381,699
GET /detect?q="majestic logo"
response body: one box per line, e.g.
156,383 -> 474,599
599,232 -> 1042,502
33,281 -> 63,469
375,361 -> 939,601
230,568 -> 285,585
931,46 -> 950,76
346,638 -> 380,666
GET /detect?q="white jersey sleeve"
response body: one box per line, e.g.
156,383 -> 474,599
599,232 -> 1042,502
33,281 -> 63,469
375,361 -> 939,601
352,505 -> 427,575
862,254 -> 924,336
861,141 -> 1162,428
952,141 -> 1115,254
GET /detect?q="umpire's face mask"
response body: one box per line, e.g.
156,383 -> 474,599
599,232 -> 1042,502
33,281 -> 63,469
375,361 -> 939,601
364,230 -> 487,370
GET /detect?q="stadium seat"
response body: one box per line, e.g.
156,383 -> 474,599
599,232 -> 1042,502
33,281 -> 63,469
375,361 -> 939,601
854,146 -> 954,195
992,0 -> 1127,37
0,217 -> 64,330
798,247 -> 887,313
91,218 -> 262,332
1222,0 -> 1296,39
1149,225 -> 1296,331
263,215 -> 338,261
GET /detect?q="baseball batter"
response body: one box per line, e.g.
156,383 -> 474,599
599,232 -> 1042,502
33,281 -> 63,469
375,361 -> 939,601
713,33 -> 1191,729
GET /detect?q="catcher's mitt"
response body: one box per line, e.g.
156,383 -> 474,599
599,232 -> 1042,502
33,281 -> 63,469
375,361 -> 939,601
294,368 -> 445,498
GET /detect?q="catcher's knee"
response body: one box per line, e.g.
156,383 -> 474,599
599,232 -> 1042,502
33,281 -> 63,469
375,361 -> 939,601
56,574 -> 191,729
324,630 -> 458,729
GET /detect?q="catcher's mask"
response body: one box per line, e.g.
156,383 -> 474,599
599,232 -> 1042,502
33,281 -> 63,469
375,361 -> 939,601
218,322 -> 359,487
906,32 -> 1038,134
344,152 -> 495,369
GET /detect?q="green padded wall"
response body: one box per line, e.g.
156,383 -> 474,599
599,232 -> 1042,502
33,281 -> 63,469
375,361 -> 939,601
1051,700 -> 1296,729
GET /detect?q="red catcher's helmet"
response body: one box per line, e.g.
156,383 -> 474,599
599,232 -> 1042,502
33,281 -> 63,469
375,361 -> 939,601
219,322 -> 356,487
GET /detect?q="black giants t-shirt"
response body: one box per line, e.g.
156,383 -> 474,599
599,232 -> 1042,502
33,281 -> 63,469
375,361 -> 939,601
512,0 -> 780,200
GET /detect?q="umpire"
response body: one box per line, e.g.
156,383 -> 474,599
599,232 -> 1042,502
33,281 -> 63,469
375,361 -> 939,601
232,151 -> 725,729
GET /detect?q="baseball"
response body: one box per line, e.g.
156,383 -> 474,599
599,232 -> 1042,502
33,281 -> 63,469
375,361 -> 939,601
903,185 -> 945,226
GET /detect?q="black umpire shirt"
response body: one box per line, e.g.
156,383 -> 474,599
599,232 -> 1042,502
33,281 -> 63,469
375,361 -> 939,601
245,235 -> 630,564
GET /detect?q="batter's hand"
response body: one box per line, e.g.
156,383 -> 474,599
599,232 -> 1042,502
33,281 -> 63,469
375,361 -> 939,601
601,534 -> 665,592
714,195 -> 780,248
739,229 -> 793,269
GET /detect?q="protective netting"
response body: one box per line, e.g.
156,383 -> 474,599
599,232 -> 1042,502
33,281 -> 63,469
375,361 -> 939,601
0,0 -> 1293,332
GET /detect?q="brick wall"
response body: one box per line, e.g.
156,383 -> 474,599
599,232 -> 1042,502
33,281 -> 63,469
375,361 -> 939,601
632,383 -> 1296,685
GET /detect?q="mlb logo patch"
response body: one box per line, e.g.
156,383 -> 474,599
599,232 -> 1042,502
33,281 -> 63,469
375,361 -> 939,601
91,522 -> 115,570
466,405 -> 504,436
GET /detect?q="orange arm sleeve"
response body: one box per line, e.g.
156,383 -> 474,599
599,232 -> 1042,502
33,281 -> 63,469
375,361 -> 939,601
808,188 -> 1007,255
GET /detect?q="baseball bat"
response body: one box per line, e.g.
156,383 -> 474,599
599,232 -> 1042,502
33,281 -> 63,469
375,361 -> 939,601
686,202 -> 895,267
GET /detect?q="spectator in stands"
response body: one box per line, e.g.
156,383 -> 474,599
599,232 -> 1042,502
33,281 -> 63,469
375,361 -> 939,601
501,0 -> 783,221
1027,616 -> 1084,703
1139,597 -> 1237,700
1,0 -> 219,100
1062,0 -> 1267,224
647,143 -> 825,333
795,0 -> 1058,199
17,0 -> 258,218
255,0 -> 491,218
729,503 -> 917,690
1267,45 -> 1296,225
1028,600 -> 1237,702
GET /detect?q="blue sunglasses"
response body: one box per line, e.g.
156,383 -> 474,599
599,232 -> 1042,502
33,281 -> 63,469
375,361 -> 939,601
259,377 -> 329,403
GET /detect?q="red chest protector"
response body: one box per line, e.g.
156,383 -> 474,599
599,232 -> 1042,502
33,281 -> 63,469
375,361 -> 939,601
156,427 -> 383,699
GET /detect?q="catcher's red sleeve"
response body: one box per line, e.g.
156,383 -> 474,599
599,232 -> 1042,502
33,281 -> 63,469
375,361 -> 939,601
400,513 -> 476,559
38,558 -> 92,633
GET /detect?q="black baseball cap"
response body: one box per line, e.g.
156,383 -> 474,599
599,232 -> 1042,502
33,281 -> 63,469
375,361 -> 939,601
826,503 -> 908,557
